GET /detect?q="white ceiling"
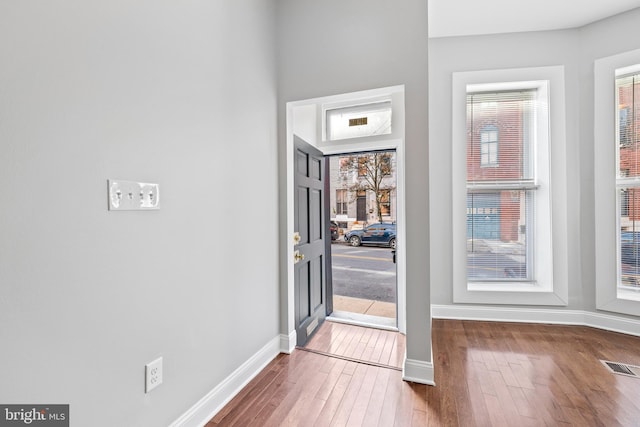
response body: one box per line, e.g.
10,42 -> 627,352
429,0 -> 640,38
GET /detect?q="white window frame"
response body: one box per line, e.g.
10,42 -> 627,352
452,66 -> 568,305
595,49 -> 640,316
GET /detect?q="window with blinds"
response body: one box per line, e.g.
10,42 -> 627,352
466,90 -> 536,282
616,71 -> 640,291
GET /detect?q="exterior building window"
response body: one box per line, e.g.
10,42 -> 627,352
467,90 -> 535,283
380,189 -> 391,216
480,126 -> 499,167
336,189 -> 348,215
339,157 -> 349,173
358,157 -> 367,177
616,71 -> 640,296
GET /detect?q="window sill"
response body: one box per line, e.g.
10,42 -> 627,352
468,281 -> 545,293
618,287 -> 640,302
455,279 -> 567,306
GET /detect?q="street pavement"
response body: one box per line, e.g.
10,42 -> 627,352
330,242 -> 396,303
330,238 -> 528,301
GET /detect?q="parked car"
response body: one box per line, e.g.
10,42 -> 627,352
344,223 -> 396,249
330,221 -> 339,241
620,231 -> 640,286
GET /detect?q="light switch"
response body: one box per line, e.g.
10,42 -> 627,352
108,180 -> 160,211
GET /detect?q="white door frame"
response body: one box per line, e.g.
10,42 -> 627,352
284,86 -> 406,351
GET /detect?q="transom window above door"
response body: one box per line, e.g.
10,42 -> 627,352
325,101 -> 392,141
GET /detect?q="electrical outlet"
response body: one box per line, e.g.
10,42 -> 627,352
145,357 -> 163,393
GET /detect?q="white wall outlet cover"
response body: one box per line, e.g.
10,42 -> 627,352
108,180 -> 160,211
145,357 -> 163,393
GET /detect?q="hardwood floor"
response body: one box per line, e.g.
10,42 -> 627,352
207,320 -> 640,426
303,321 -> 404,370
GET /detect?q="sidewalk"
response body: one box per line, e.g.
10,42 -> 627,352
468,238 -> 524,255
333,295 -> 396,319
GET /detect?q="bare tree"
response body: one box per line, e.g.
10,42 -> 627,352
340,152 -> 395,223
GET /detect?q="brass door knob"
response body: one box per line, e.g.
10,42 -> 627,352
294,250 -> 305,263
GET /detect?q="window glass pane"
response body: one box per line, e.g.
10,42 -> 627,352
619,188 -> 640,289
467,190 -> 533,281
617,73 -> 640,177
336,189 -> 348,215
489,144 -> 498,164
467,92 -> 534,180
326,101 -> 392,141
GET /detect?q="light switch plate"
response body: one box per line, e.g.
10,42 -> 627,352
108,180 -> 160,211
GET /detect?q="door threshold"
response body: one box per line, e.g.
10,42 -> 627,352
327,310 -> 398,331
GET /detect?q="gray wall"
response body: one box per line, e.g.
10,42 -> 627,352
0,1 -> 279,426
429,8 -> 640,317
276,0 -> 432,363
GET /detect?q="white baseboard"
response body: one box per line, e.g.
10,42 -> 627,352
432,304 -> 640,337
402,358 -> 435,386
280,330 -> 296,354
170,336 -> 281,427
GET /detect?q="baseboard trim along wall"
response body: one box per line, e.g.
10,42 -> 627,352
403,358 -> 436,386
280,330 -> 297,354
431,304 -> 640,337
170,336 -> 281,427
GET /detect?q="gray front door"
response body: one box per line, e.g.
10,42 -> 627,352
294,136 -> 326,347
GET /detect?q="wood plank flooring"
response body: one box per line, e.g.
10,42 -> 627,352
302,321 -> 404,369
207,319 -> 640,426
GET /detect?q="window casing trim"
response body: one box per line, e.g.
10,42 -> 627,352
452,66 -> 568,306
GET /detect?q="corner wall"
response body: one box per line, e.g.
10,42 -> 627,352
429,8 -> 640,323
0,2 -> 279,426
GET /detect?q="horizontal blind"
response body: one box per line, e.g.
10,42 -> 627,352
467,91 -> 535,182
616,72 -> 640,290
466,90 -> 535,282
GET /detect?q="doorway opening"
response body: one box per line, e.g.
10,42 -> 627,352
327,151 -> 397,329
284,85 -> 406,351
